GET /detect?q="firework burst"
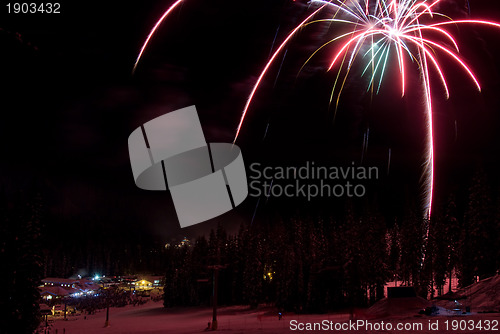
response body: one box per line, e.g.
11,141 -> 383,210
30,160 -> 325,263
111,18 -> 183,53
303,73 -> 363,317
134,0 -> 500,222
232,0 -> 500,220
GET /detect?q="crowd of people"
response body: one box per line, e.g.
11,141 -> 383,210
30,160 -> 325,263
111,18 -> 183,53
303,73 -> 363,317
64,287 -> 162,315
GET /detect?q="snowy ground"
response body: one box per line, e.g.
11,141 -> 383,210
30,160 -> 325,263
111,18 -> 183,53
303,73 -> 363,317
45,301 -> 500,334
46,301 -> 346,334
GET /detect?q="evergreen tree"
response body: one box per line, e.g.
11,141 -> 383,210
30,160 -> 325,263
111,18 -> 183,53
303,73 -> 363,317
459,168 -> 495,287
398,209 -> 425,291
387,224 -> 401,286
0,192 -> 43,334
242,226 -> 263,308
430,194 -> 461,296
362,211 -> 388,303
444,194 -> 461,292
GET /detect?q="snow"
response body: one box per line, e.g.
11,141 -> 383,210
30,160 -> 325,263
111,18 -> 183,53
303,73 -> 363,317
46,301 -> 349,334
45,300 -> 500,334
436,275 -> 500,313
40,286 -> 77,297
366,297 -> 431,318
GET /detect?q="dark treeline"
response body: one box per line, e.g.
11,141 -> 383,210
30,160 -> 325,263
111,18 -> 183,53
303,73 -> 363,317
163,168 -> 500,311
163,212 -> 388,312
41,232 -> 166,279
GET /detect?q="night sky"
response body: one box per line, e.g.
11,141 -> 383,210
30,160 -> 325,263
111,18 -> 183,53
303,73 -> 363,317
1,0 -> 500,247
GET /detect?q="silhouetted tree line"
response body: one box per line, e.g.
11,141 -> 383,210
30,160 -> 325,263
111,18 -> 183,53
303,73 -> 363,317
41,234 -> 166,279
163,168 -> 500,311
163,210 -> 388,312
